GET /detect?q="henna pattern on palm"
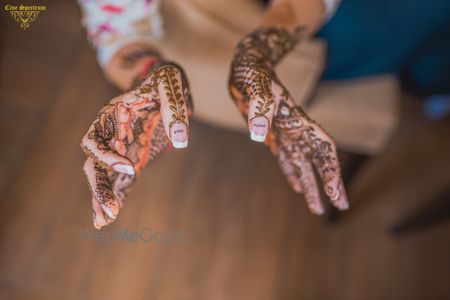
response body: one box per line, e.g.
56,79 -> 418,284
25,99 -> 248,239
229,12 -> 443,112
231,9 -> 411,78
229,27 -> 348,214
82,57 -> 192,229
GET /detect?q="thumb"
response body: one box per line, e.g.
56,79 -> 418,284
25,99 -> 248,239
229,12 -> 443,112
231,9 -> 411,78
247,77 -> 275,143
156,65 -> 190,149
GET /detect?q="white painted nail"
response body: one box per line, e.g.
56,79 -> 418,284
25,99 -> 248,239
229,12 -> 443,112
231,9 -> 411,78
101,204 -> 117,219
311,204 -> 325,215
171,122 -> 188,149
250,132 -> 267,142
172,140 -> 188,149
250,116 -> 268,142
113,163 -> 135,175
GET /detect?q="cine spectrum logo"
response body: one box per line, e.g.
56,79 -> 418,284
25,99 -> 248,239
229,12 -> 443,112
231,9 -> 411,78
4,4 -> 46,30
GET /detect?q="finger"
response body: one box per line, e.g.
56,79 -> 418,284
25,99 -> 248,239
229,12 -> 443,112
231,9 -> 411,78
275,142 -> 325,215
81,113 -> 135,175
297,159 -> 325,215
92,197 -> 106,229
308,128 -> 349,211
247,69 -> 275,142
84,165 -> 109,230
111,172 -> 135,207
336,180 -> 349,210
145,118 -> 172,162
83,157 -> 121,225
92,198 -> 115,229
229,84 -> 250,116
156,65 -> 190,149
324,176 -> 349,211
92,197 -> 114,229
272,146 -> 303,193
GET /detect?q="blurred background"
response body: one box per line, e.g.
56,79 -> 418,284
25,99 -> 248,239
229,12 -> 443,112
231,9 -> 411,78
0,1 -> 449,300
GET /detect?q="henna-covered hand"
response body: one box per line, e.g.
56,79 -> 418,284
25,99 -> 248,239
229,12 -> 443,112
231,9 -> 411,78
81,58 -> 193,229
229,27 -> 348,214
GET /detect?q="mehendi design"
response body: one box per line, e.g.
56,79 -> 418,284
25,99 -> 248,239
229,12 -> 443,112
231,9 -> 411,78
231,28 -> 298,120
88,110 -> 117,150
271,102 -> 342,204
154,65 -> 187,126
93,163 -> 117,206
146,62 -> 191,148
244,65 -> 273,120
230,27 -> 299,93
82,58 -> 192,228
229,27 -> 348,213
147,119 -> 171,161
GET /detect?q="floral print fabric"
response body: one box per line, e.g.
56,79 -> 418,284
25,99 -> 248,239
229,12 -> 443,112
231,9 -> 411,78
78,0 -> 163,66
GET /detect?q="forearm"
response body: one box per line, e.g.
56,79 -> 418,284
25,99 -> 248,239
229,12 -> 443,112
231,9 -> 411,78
231,0 -> 336,104
231,0 -> 330,84
230,27 -> 300,102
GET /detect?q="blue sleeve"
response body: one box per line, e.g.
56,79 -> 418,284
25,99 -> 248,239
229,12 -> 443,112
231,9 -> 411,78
316,0 -> 450,96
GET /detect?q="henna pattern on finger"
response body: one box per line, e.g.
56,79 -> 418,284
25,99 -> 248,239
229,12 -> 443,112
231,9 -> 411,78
151,64 -> 189,137
145,62 -> 191,147
86,62 -> 189,164
110,172 -> 135,206
156,66 -> 187,122
93,163 -> 117,207
272,102 -> 342,204
147,120 -> 171,160
88,109 -> 118,150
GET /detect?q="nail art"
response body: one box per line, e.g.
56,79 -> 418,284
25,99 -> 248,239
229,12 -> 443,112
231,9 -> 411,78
112,163 -> 135,175
250,116 -> 269,142
101,204 -> 117,219
170,121 -> 188,148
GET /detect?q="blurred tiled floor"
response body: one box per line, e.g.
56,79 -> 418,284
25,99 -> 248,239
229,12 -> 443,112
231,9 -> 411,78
0,1 -> 450,300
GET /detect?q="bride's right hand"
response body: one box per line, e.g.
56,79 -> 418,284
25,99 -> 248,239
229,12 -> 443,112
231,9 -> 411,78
81,62 -> 193,229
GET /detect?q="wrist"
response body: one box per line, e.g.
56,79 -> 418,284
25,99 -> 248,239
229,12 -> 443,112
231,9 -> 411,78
104,43 -> 162,91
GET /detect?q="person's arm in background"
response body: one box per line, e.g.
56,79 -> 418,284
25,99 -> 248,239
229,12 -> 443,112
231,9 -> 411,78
228,0 -> 348,214
260,0 -> 330,35
78,0 -> 193,229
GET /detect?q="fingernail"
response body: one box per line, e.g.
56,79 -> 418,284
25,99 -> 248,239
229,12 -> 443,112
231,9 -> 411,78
314,205 -> 325,215
95,215 -> 107,228
340,201 -> 349,210
250,116 -> 268,142
93,219 -> 102,229
171,122 -> 188,149
113,163 -> 135,175
107,203 -> 120,216
101,204 -> 117,219
292,184 -> 302,193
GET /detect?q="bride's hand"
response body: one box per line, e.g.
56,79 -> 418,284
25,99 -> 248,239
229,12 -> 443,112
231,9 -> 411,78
81,62 -> 193,229
229,27 -> 348,214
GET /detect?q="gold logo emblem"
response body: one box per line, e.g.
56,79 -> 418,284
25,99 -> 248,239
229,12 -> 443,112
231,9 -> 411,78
4,4 -> 46,30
